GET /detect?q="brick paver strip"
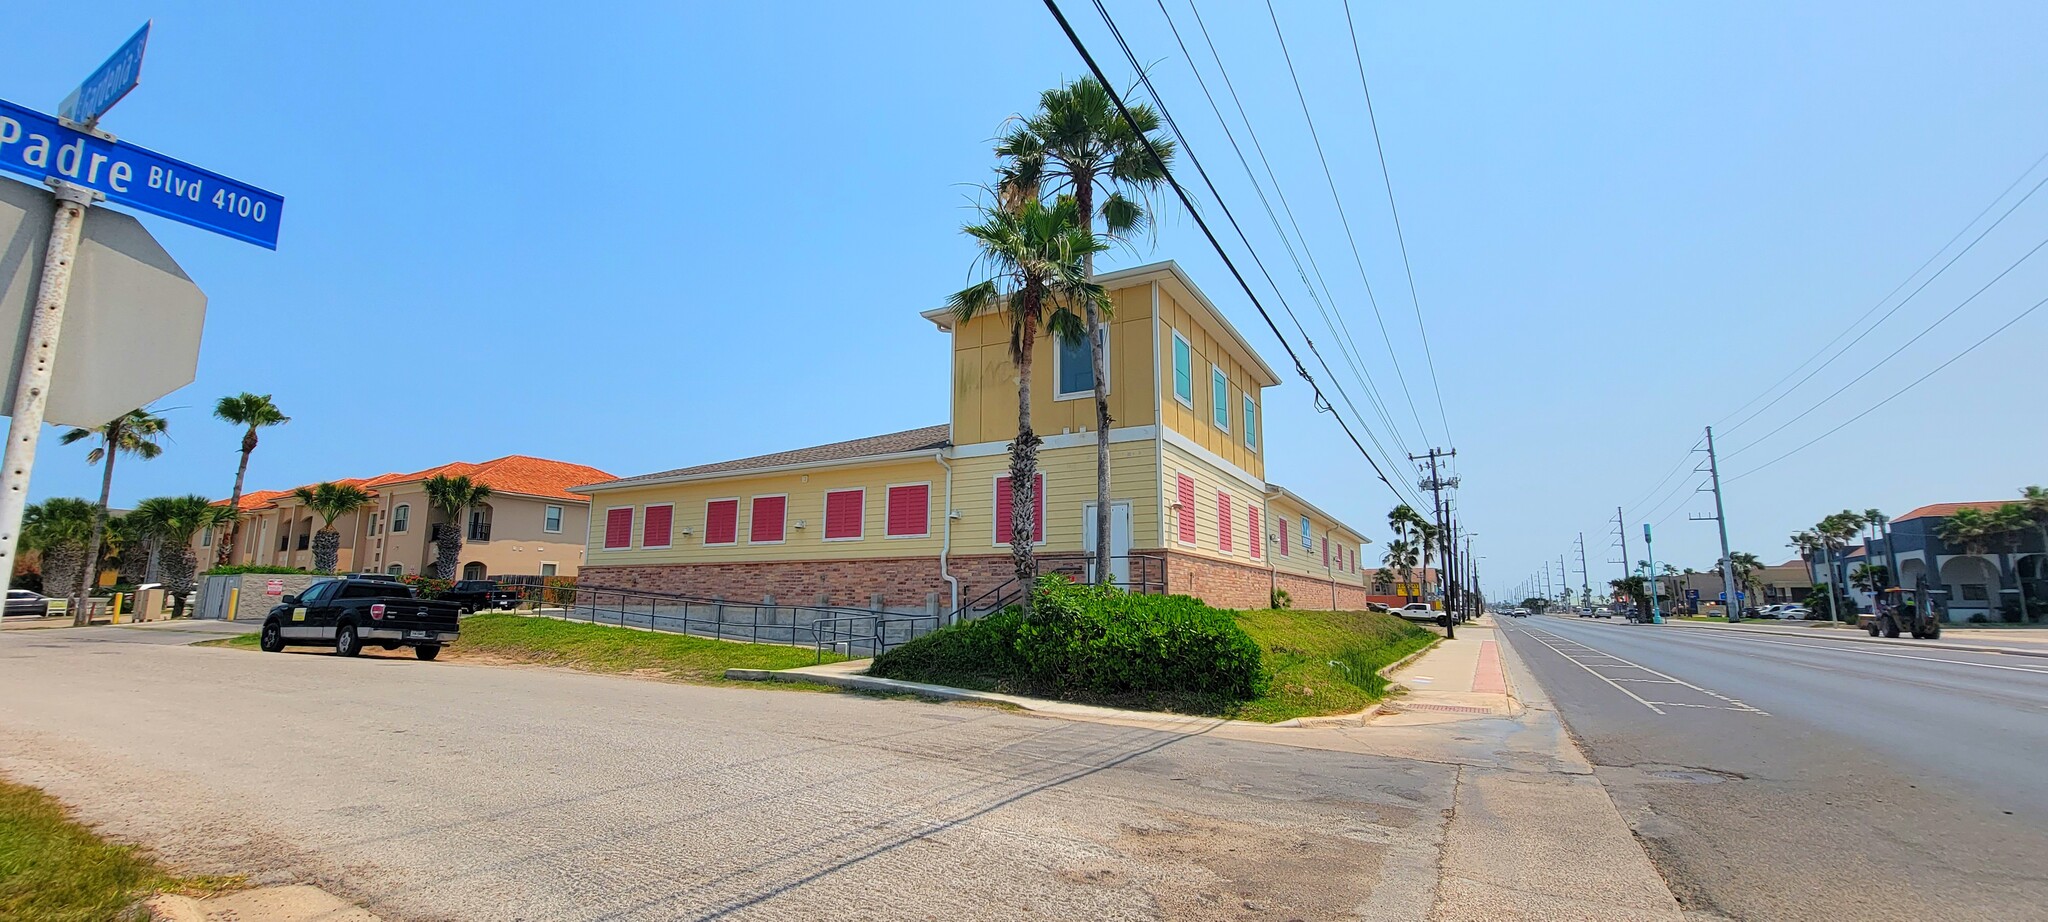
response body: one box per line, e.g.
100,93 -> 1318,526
1472,639 -> 1507,695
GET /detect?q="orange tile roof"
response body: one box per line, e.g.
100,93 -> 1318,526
1894,501 -> 2007,523
217,456 -> 615,506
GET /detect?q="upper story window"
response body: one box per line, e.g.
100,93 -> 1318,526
1243,395 -> 1257,450
368,512 -> 380,536
391,504 -> 409,533
543,504 -> 563,533
749,495 -> 787,544
1172,331 -> 1193,406
468,504 -> 494,542
824,489 -> 865,541
1211,366 -> 1230,431
641,504 -> 672,549
1300,515 -> 1312,554
1054,329 -> 1106,400
705,499 -> 740,546
886,484 -> 931,538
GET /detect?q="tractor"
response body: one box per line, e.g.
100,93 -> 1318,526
1864,586 -> 1942,639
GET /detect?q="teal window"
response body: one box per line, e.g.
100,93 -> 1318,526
1243,395 -> 1258,450
1211,366 -> 1229,431
1055,329 -> 1105,399
1172,331 -> 1193,405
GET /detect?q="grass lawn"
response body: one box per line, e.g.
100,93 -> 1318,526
0,779 -> 235,921
209,613 -> 844,686
1232,609 -> 1439,723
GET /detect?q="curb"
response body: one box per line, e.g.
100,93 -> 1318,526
1656,618 -> 2048,659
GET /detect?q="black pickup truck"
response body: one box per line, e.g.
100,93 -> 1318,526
258,576 -> 461,660
439,579 -> 520,613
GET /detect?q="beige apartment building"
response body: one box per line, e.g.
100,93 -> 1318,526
202,455 -> 614,579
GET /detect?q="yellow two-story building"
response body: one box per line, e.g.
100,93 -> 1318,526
575,261 -> 1376,613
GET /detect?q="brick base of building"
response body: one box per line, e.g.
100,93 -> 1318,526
1156,549 -> 1371,611
579,555 -> 1019,614
580,549 -> 1378,616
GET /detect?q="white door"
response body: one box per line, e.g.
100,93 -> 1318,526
1082,502 -> 1133,587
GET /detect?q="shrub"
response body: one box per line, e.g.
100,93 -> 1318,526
1016,577 -> 1267,704
1967,612 -> 1990,624
868,609 -> 1026,690
870,577 -> 1269,712
204,564 -> 305,576
1269,587 -> 1292,610
401,574 -> 452,599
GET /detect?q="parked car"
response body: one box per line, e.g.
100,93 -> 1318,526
258,575 -> 461,660
5,589 -> 50,618
1773,605 -> 1813,620
439,579 -> 520,613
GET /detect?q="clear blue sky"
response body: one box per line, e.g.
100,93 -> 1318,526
7,2 -> 2047,597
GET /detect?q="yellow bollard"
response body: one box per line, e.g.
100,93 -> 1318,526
227,587 -> 240,621
111,593 -> 124,624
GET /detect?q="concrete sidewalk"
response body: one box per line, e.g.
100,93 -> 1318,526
1374,621 -> 1521,724
739,620 -> 1685,920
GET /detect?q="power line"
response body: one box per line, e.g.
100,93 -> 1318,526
1041,0 -> 1424,508
1152,0 -> 1416,458
1726,229 -> 2048,459
1339,0 -> 1453,447
1728,291 -> 2048,484
1720,161 -> 2048,436
1259,0 -> 1439,445
1621,439 -> 1705,515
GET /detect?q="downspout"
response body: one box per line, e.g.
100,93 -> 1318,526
936,450 -> 958,621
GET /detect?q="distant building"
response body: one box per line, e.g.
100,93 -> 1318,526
1876,502 -> 2046,623
201,455 -> 613,579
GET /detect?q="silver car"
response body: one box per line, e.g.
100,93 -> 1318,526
5,589 -> 51,617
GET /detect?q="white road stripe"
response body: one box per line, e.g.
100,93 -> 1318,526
1507,623 -> 1770,716
1651,627 -> 2048,676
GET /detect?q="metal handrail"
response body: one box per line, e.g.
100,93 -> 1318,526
502,582 -> 939,656
945,553 -> 1170,623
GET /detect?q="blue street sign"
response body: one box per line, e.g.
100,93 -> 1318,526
58,22 -> 150,126
1685,589 -> 1700,602
0,98 -> 281,248
1718,591 -> 1747,601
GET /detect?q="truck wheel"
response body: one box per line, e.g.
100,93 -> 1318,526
415,645 -> 441,661
1866,622 -> 1880,637
335,621 -> 362,657
259,620 -> 285,653
1926,625 -> 1940,640
1884,622 -> 1901,639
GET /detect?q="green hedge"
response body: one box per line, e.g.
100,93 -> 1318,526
870,576 -> 1268,712
204,564 -> 306,576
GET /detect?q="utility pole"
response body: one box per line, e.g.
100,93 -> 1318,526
1576,532 -> 1592,613
1560,555 -> 1570,609
1693,426 -> 1741,623
1411,447 -> 1457,639
1643,523 -> 1663,624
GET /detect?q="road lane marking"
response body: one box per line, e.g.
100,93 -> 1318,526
1645,627 -> 2048,676
1507,624 -> 1770,716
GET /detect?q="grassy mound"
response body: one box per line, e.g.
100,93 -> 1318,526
1232,608 -> 1437,723
0,779 -> 235,921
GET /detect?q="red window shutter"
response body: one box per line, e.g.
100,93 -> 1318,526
824,489 -> 864,539
1176,475 -> 1196,544
642,505 -> 672,547
705,499 -> 738,545
1217,492 -> 1233,552
1323,539 -> 1330,569
604,508 -> 633,549
1249,506 -> 1262,559
886,484 -> 929,537
1279,517 -> 1289,556
750,495 -> 786,543
993,475 -> 1045,544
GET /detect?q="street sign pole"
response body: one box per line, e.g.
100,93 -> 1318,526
0,181 -> 98,599
1644,523 -> 1663,624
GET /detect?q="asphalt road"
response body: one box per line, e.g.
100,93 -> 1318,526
1499,615 -> 2048,922
0,623 -> 1458,921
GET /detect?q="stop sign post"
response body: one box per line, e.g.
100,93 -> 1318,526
0,25 -> 281,595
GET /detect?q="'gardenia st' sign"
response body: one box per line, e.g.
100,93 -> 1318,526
0,97 -> 282,248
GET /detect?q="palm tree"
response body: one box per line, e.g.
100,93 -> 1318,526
1721,551 -> 1764,611
1937,507 -> 1993,555
59,408 -> 167,622
949,191 -> 1106,605
1381,538 -> 1418,602
128,495 -> 239,618
2021,486 -> 2048,608
1417,521 -> 1441,603
423,474 -> 493,580
213,393 -> 289,565
292,482 -> 374,573
1012,77 -> 1175,584
1990,503 -> 2034,620
1850,562 -> 1889,599
21,498 -> 97,614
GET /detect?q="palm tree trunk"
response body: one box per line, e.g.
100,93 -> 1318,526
1011,321 -> 1041,616
220,432 -> 255,566
1076,182 -> 1114,586
75,438 -> 118,626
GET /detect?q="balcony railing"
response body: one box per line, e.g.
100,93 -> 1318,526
468,523 -> 491,542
